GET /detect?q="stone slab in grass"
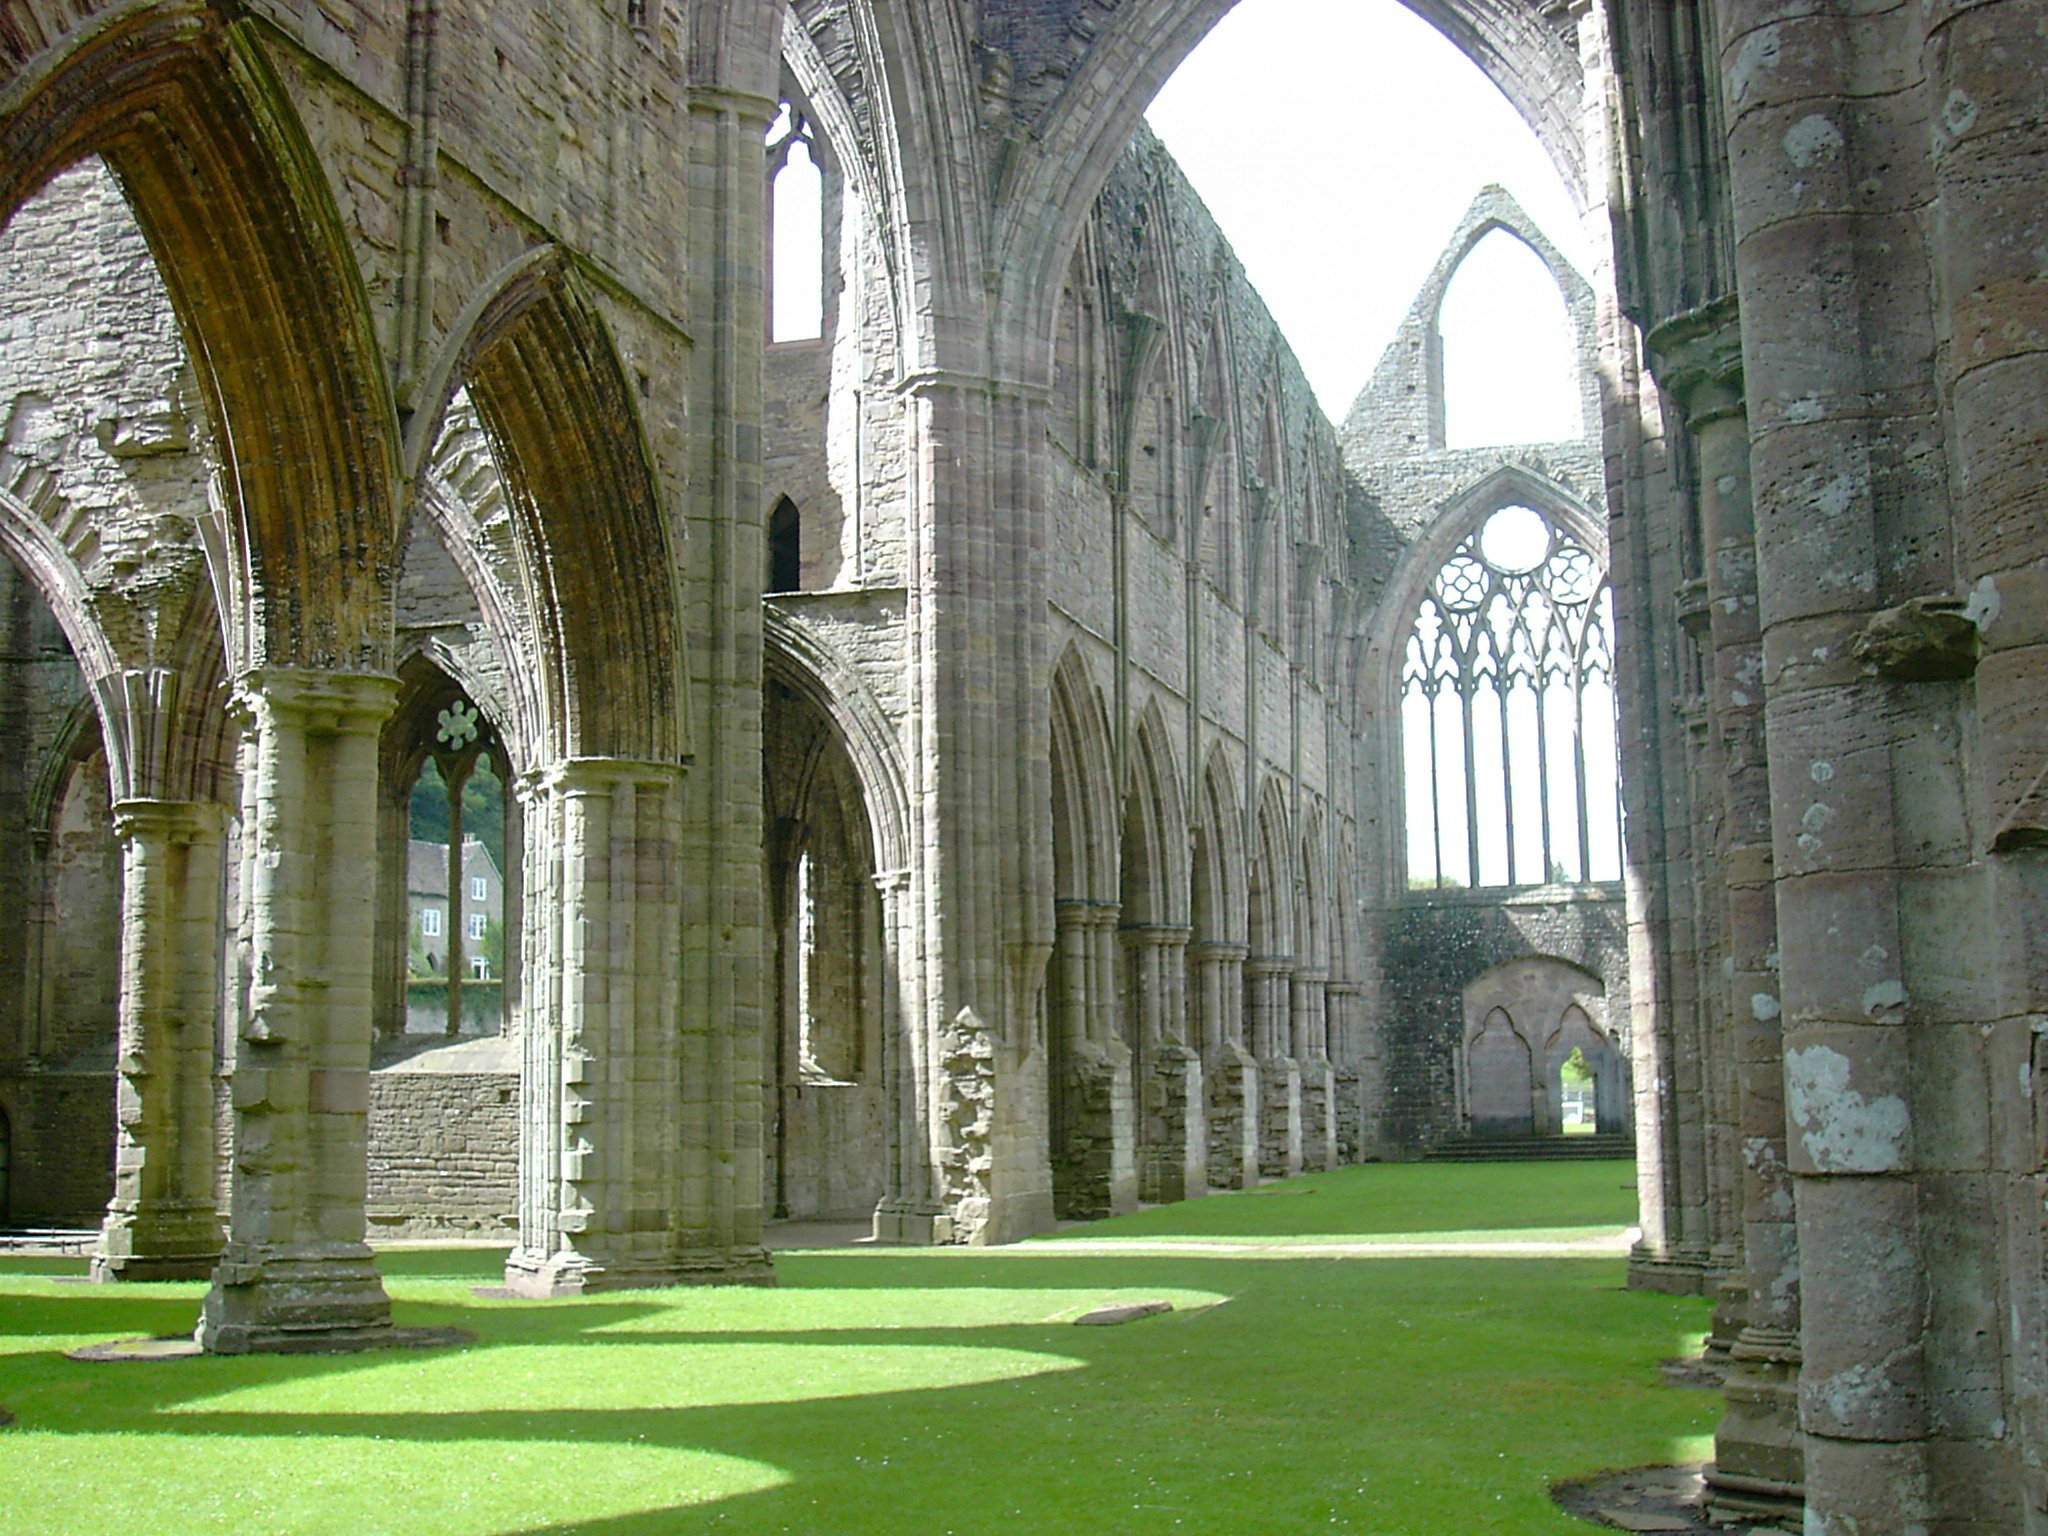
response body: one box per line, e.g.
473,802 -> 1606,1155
1073,1300 -> 1173,1326
67,1326 -> 474,1361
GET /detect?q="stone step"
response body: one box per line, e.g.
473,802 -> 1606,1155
1424,1134 -> 1636,1162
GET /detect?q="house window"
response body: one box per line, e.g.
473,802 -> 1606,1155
1401,503 -> 1623,887
471,875 -> 486,902
471,956 -> 491,981
468,912 -> 487,941
421,907 -> 443,937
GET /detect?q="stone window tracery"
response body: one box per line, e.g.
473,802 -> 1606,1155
1402,503 -> 1622,887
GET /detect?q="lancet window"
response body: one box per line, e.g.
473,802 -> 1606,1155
766,100 -> 824,343
1401,503 -> 1622,888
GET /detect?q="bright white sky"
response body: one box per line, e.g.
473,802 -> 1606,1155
1145,0 -> 1595,429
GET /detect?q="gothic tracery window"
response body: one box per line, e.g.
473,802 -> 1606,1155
1402,503 -> 1622,888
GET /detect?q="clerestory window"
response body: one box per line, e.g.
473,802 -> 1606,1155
1402,503 -> 1622,888
766,102 -> 824,343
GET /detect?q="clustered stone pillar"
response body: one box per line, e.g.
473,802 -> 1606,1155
1649,301 -> 1803,1521
505,758 -> 725,1294
1291,967 -> 1335,1172
1247,955 -> 1301,1180
90,798 -> 227,1282
199,670 -> 397,1352
1325,979 -> 1366,1161
1125,924 -> 1202,1203
872,868 -> 944,1242
1197,940 -> 1257,1187
1047,899 -> 1135,1219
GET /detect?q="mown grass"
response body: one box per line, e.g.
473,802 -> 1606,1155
0,1161 -> 1710,1535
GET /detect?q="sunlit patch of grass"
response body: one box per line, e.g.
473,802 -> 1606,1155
0,1161 -> 1709,1535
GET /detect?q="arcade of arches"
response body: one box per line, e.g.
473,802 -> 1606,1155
0,2 -> 2041,1532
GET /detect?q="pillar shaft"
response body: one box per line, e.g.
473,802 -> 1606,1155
1649,303 -> 1803,1517
200,669 -> 397,1353
91,799 -> 227,1282
507,757 -> 757,1295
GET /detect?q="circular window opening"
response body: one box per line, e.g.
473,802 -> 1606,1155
1479,505 -> 1551,574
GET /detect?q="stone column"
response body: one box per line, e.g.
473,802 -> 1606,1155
872,868 -> 943,1242
1649,301 -> 1802,1522
507,758 -> 752,1295
1924,11 -> 2048,1525
1199,941 -> 1257,1187
1128,924 -> 1202,1203
1248,955 -> 1301,1180
199,670 -> 397,1353
1325,981 -> 1365,1163
90,799 -> 226,1282
1292,967 -> 1336,1172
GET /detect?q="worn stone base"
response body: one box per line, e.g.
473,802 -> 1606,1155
1257,1057 -> 1303,1180
503,1245 -> 778,1296
872,1201 -> 947,1244
197,1246 -> 394,1354
1706,1328 -> 1804,1527
1140,1047 -> 1206,1204
1206,1050 -> 1259,1189
1052,1049 -> 1138,1221
1624,1247 -> 1718,1297
1552,1460 -> 1786,1533
1299,1058 -> 1337,1171
90,1203 -> 223,1283
1333,1068 -> 1363,1163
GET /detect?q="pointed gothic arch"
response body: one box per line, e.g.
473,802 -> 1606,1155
2,8 -> 402,670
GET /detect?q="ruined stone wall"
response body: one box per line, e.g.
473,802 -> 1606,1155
366,1049 -> 518,1241
1380,890 -> 1628,1147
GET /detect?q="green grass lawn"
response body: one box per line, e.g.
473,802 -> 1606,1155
0,1162 -> 1711,1535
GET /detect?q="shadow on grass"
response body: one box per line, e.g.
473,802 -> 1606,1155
0,1244 -> 1713,1536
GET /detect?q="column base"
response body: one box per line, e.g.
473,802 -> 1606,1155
1299,1057 -> 1337,1172
1332,1068 -> 1363,1164
1051,1047 -> 1137,1222
1206,1048 -> 1260,1189
1257,1056 -> 1303,1180
91,1203 -> 223,1283
872,1200 -> 948,1245
197,1244 -> 393,1353
1706,1325 -> 1805,1527
504,1244 -> 777,1296
1140,1046 -> 1206,1204
1623,1243 -> 1718,1296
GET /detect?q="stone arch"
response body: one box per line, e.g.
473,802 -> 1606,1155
1,8 -> 401,670
1048,644 -> 1117,905
1122,703 -> 1186,926
764,613 -> 913,880
1192,744 -> 1246,950
405,248 -> 682,765
1247,778 -> 1294,961
986,0 -> 1592,394
1464,1005 -> 1535,1137
1294,799 -> 1327,973
1344,185 -> 1601,456
1459,953 -> 1618,1137
1048,641 -> 1133,1219
412,402 -> 548,774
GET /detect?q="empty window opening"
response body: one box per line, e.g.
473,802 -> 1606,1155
405,708 -> 510,1034
767,102 -> 824,343
1437,231 -> 1579,448
767,495 -> 803,592
1402,504 -> 1623,888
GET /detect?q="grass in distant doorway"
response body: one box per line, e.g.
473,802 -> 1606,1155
0,1161 -> 1706,1536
